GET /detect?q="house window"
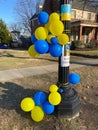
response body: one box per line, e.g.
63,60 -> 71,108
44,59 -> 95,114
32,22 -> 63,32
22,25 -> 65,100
72,10 -> 76,18
87,13 -> 91,20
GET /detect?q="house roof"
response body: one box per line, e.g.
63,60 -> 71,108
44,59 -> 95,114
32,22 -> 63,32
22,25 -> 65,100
11,30 -> 20,33
20,36 -> 31,43
71,20 -> 98,27
30,13 -> 38,20
43,0 -> 97,13
30,0 -> 97,20
72,0 -> 97,12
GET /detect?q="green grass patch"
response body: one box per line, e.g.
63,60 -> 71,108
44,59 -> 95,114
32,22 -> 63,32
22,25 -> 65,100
71,50 -> 98,57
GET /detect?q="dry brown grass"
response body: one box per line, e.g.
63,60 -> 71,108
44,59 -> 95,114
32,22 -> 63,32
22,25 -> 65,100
0,49 -> 88,71
0,66 -> 98,130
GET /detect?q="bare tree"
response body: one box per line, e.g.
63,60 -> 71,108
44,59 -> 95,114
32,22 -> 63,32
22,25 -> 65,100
76,0 -> 98,9
9,23 -> 22,32
15,0 -> 98,36
15,0 -> 38,36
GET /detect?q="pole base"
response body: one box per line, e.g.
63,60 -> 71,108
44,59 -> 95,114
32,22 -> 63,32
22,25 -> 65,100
66,112 -> 79,121
56,83 -> 80,118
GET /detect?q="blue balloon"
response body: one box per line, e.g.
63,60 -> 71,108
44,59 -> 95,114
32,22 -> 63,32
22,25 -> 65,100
38,11 -> 49,25
50,37 -> 58,44
31,34 -> 37,43
68,73 -> 80,84
34,40 -> 49,54
49,44 -> 62,57
58,88 -> 64,93
33,91 -> 47,106
42,101 -> 55,114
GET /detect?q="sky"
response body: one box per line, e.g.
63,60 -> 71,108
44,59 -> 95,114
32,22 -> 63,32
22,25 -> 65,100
0,0 -> 44,29
0,0 -> 98,26
0,0 -> 17,27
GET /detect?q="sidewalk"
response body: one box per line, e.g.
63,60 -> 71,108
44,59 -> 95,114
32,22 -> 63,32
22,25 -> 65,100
0,63 -> 86,82
0,58 -> 98,82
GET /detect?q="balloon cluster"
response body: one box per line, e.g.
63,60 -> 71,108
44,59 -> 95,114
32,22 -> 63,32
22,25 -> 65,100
28,11 -> 69,58
20,74 -> 80,122
20,84 -> 61,122
23,11 -> 81,123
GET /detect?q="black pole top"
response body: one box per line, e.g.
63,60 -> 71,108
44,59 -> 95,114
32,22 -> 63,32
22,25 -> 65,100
60,0 -> 68,4
60,0 -> 72,4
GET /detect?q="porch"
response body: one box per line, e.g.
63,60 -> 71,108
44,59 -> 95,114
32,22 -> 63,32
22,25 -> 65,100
71,20 -> 98,44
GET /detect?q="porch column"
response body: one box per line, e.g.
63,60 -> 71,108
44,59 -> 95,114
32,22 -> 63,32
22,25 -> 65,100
91,28 -> 96,40
96,28 -> 98,41
79,25 -> 83,41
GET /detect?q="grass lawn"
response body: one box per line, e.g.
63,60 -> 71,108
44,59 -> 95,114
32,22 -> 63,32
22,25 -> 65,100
0,49 -> 89,71
0,49 -> 97,71
0,49 -> 58,70
71,50 -> 98,57
0,66 -> 98,130
0,49 -> 98,130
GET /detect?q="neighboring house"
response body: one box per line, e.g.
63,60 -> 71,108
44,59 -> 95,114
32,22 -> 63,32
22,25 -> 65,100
11,30 -> 22,48
11,30 -> 31,48
71,1 -> 98,44
30,1 -> 44,34
30,0 -> 98,44
19,36 -> 32,48
30,0 -> 59,34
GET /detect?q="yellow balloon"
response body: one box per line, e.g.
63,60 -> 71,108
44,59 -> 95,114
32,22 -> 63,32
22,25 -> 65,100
20,97 -> 35,112
49,12 -> 60,22
31,106 -> 44,122
49,21 -> 64,36
58,33 -> 69,45
35,27 -> 48,40
48,92 -> 61,105
45,21 -> 50,31
49,84 -> 59,92
47,34 -> 55,43
28,45 -> 39,58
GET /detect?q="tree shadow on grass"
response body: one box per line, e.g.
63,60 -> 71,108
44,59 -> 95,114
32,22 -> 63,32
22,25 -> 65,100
0,52 -> 30,59
0,82 -> 57,129
0,82 -> 38,114
0,52 -> 58,63
0,81 -> 98,129
36,57 -> 58,63
71,61 -> 98,66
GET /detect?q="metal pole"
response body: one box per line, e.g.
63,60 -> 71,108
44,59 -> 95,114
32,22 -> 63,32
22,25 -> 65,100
58,0 -> 71,86
57,0 -> 80,118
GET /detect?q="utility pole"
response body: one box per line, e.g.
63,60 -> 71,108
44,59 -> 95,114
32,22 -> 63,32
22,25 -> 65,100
57,0 -> 80,118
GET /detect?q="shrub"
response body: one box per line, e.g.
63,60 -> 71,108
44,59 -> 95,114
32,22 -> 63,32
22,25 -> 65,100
0,19 -> 12,45
70,40 -> 85,50
86,40 -> 98,48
